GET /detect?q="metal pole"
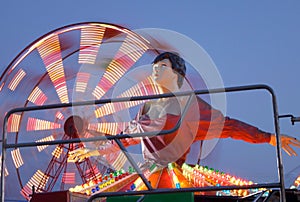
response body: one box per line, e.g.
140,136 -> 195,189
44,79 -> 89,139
267,87 -> 286,202
0,84 -> 286,201
115,139 -> 153,191
1,112 -> 9,202
113,94 -> 194,191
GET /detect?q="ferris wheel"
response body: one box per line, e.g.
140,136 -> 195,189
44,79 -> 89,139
0,22 -> 162,200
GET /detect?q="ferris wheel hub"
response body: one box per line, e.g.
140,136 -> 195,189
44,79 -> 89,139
64,115 -> 85,138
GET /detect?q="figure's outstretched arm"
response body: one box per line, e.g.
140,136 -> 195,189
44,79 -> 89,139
194,97 -> 300,156
221,118 -> 300,156
269,134 -> 300,156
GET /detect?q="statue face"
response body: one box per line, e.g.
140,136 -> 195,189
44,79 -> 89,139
152,58 -> 177,87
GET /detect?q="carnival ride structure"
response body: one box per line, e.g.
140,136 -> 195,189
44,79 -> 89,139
0,22 -> 299,202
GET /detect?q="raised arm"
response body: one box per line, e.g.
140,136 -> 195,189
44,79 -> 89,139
192,97 -> 300,156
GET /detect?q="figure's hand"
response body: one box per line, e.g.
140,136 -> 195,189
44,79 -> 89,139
68,148 -> 100,162
270,134 -> 300,156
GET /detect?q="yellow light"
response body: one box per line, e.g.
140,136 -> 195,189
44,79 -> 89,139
88,122 -> 120,135
11,148 -> 24,169
37,34 -> 69,103
111,152 -> 127,170
55,111 -> 64,120
21,170 -> 49,198
27,117 -> 61,131
52,146 -> 63,158
94,76 -> 158,118
8,69 -> 26,91
76,72 -> 91,92
36,135 -> 55,152
8,114 -> 21,132
79,26 -> 106,64
92,31 -> 150,100
28,87 -> 47,105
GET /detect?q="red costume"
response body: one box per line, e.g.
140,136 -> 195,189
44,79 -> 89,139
105,96 -> 272,167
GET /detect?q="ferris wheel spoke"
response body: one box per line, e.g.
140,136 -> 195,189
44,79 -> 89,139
20,170 -> 49,200
27,86 -> 48,106
11,150 -> 49,200
78,25 -> 106,65
55,111 -> 65,120
26,117 -> 61,132
1,22 -> 160,200
7,114 -> 22,133
7,69 -> 26,92
88,121 -> 127,136
7,112 -> 61,135
92,31 -> 150,100
74,72 -> 91,93
36,34 -> 69,104
94,76 -> 158,118
35,135 -> 56,152
11,148 -> 24,169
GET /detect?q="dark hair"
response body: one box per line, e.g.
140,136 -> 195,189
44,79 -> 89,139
152,52 -> 186,88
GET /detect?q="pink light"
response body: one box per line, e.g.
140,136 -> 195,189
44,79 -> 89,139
28,87 -> 48,105
7,114 -> 21,132
21,170 -> 49,199
37,34 -> 69,103
92,32 -> 150,100
11,148 -> 24,169
76,72 -> 91,92
8,69 -> 26,91
88,122 -> 122,135
79,25 -> 106,64
55,111 -> 64,120
62,172 -> 75,184
27,117 -> 61,131
94,76 -> 159,118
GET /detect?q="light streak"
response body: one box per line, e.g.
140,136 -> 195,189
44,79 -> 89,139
27,117 -> 61,131
11,148 -> 24,169
8,69 -> 26,91
88,122 -> 123,135
36,135 -> 55,152
55,111 -> 64,120
7,114 -> 21,132
94,76 -> 159,118
37,34 -> 69,103
76,72 -> 91,92
62,172 -> 75,184
28,87 -> 47,105
21,170 -> 49,199
79,26 -> 106,64
52,146 -> 63,158
92,32 -> 150,99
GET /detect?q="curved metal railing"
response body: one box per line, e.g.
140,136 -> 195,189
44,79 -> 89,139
1,84 -> 286,202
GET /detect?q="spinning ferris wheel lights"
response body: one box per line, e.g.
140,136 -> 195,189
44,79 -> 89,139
0,22 -> 163,200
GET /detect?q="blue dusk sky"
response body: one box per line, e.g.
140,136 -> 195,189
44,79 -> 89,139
1,0 -> 300,200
